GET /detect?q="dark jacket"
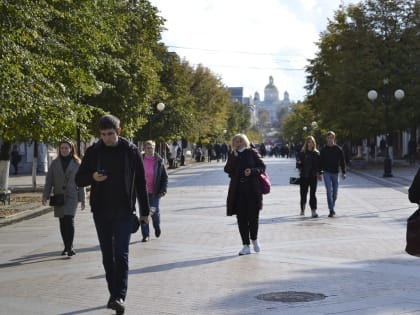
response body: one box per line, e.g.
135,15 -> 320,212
297,150 -> 320,178
75,137 -> 150,217
142,153 -> 168,196
320,144 -> 346,174
224,148 -> 266,216
409,168 -> 420,204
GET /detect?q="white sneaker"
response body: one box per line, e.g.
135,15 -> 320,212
238,245 -> 251,256
252,240 -> 261,253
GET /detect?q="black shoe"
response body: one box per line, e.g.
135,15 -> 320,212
61,249 -> 67,256
106,296 -> 114,309
141,236 -> 149,242
67,249 -> 76,256
109,298 -> 125,314
107,297 -> 125,312
328,211 -> 336,218
155,227 -> 161,238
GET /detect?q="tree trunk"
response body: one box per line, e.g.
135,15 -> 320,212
0,142 -> 12,191
31,141 -> 38,191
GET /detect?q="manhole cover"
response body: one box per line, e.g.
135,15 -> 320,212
256,291 -> 327,303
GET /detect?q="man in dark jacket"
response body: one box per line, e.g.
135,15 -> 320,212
320,131 -> 346,217
75,114 -> 149,315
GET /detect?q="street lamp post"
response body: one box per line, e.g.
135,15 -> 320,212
148,102 -> 165,139
367,82 -> 404,177
148,102 -> 165,163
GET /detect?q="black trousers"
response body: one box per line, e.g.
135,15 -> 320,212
59,215 -> 75,251
93,214 -> 132,301
236,181 -> 260,245
300,176 -> 318,210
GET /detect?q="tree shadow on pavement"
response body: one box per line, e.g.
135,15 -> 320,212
57,305 -> 106,315
87,254 -> 237,280
130,254 -> 237,274
0,244 -> 101,269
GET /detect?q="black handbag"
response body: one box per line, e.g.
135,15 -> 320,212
406,208 -> 420,257
289,177 -> 301,185
49,194 -> 65,206
131,213 -> 140,233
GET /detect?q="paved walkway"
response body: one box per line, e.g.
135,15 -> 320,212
1,159 -> 420,315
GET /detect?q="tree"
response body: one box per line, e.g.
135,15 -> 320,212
305,0 -> 419,142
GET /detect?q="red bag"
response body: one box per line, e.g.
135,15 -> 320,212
259,172 -> 271,195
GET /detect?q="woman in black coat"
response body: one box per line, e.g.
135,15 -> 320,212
409,168 -> 420,204
296,136 -> 321,218
224,134 -> 266,256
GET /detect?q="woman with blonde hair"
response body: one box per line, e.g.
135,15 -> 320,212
224,134 -> 266,255
296,136 -> 321,218
42,140 -> 86,256
140,140 -> 168,242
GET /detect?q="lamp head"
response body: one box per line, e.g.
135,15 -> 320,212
394,89 -> 404,101
156,102 -> 165,111
367,90 -> 378,101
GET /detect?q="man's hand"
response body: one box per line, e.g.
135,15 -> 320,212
140,215 -> 149,224
93,171 -> 108,182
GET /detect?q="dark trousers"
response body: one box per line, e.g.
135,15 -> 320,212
59,215 -> 74,251
300,176 -> 318,210
93,214 -> 133,301
236,181 -> 260,245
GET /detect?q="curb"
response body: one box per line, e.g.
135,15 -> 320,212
0,206 -> 53,228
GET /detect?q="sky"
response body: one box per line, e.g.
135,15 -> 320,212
149,0 -> 357,103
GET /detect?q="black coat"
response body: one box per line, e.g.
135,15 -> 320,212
75,137 -> 150,217
224,148 -> 266,216
297,150 -> 320,178
409,168 -> 420,204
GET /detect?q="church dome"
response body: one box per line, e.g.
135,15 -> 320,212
264,76 -> 279,102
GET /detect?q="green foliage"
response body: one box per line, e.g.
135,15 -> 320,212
0,0 -> 256,149
305,0 -> 420,142
0,0 -> 164,143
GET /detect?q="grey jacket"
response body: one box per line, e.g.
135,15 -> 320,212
43,157 -> 85,217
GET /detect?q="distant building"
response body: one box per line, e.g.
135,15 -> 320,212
227,87 -> 257,126
227,87 -> 244,103
254,75 -> 291,124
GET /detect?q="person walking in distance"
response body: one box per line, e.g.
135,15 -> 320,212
296,136 -> 321,218
224,134 -> 266,255
140,140 -> 168,242
42,140 -> 86,256
10,145 -> 21,175
320,131 -> 346,217
75,114 -> 150,315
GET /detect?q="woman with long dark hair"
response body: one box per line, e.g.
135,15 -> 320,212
42,140 -> 85,256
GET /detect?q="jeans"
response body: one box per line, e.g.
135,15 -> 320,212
141,194 -> 161,238
323,172 -> 338,212
93,214 -> 133,300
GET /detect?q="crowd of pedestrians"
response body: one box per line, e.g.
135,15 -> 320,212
37,117 -> 419,315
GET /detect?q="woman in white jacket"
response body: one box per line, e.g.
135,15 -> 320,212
42,140 -> 85,256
